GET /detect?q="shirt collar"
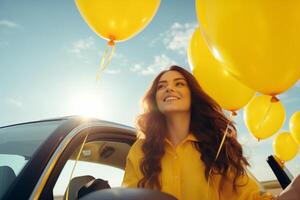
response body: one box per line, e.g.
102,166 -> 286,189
165,133 -> 198,146
186,133 -> 198,142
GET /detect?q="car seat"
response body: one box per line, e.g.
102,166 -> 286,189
0,166 -> 16,199
78,178 -> 111,199
63,175 -> 95,200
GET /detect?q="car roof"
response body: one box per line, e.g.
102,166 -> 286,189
0,115 -> 134,131
0,115 -> 136,159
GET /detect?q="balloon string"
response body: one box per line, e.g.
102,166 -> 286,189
96,43 -> 116,81
65,131 -> 89,200
255,96 -> 278,140
215,111 -> 236,161
207,111 -> 236,199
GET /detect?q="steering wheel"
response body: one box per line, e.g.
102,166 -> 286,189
78,188 -> 177,200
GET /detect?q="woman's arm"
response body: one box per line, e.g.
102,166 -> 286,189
122,139 -> 144,188
122,155 -> 140,188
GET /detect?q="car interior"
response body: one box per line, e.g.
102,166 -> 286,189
49,127 -> 177,200
60,140 -> 130,200
69,140 -> 129,170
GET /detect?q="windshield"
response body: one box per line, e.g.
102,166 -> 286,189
0,120 -> 63,198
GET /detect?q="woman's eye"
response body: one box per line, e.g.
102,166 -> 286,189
176,82 -> 185,86
157,85 -> 165,90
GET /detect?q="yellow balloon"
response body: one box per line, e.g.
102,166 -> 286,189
290,111 -> 300,144
75,0 -> 160,43
188,28 -> 255,111
273,132 -> 299,162
196,0 -> 300,95
244,95 -> 285,140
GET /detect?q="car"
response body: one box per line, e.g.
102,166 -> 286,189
0,116 -> 178,200
0,116 -> 290,200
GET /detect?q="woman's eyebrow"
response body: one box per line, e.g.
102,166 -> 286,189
173,78 -> 186,82
158,77 -> 186,84
158,80 -> 167,84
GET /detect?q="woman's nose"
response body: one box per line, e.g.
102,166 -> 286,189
166,85 -> 175,92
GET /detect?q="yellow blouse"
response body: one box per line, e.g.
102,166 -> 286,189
122,134 -> 274,200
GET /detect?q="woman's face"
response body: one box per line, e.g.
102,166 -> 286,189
155,70 -> 191,115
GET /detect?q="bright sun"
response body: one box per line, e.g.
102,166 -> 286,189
68,92 -> 103,118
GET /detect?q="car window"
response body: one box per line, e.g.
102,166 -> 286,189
53,160 -> 124,199
0,121 -> 64,199
52,140 -> 131,200
0,154 -> 27,176
0,121 -> 64,161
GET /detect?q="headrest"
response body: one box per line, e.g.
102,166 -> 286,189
0,166 -> 16,198
63,175 -> 95,200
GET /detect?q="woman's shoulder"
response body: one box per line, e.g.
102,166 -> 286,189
131,138 -> 145,149
128,138 -> 145,158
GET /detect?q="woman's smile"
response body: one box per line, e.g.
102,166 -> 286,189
163,95 -> 180,102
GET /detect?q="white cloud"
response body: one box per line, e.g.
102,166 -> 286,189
112,53 -> 129,70
151,22 -> 198,55
114,52 -> 129,63
70,36 -> 96,55
132,54 -> 177,75
69,38 -> 127,75
284,97 -> 300,104
105,69 -> 121,74
238,134 -> 260,148
130,64 -> 142,72
102,52 -> 129,74
277,93 -> 289,100
6,98 -> 23,108
0,20 -> 20,28
278,91 -> 300,104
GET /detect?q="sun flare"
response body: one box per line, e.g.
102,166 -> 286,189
69,92 -> 103,118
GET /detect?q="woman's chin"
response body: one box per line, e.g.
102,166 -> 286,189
161,108 -> 190,115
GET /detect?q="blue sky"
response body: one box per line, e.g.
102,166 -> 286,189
1,0 -> 299,181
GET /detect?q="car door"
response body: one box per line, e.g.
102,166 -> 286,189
32,120 -> 136,200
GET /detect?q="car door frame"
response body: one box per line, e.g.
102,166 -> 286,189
35,121 -> 136,200
2,118 -> 83,200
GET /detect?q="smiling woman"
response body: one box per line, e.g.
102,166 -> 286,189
122,65 -> 275,200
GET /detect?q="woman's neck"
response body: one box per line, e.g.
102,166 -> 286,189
165,111 -> 191,147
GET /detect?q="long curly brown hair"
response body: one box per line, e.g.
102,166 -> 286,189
136,65 -> 249,192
